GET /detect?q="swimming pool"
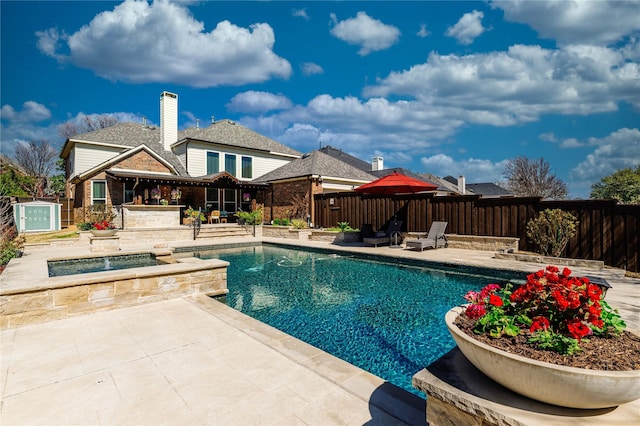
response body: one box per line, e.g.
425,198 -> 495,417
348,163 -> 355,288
48,253 -> 161,277
191,244 -> 515,396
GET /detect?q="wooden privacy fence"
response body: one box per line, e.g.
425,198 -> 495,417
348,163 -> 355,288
313,193 -> 640,273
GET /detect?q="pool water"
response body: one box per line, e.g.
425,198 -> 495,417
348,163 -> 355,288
195,244 -> 512,396
48,253 -> 161,277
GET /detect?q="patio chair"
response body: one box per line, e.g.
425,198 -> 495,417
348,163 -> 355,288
405,221 -> 448,251
208,210 -> 220,224
362,220 -> 403,247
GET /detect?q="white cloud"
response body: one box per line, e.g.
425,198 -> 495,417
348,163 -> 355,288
329,11 -> 400,56
445,10 -> 486,45
301,62 -> 324,76
36,0 -> 291,87
226,91 -> 292,114
364,43 -> 640,125
570,128 -> 640,183
292,8 -> 309,20
417,24 -> 430,38
420,154 -> 508,182
492,0 -> 640,46
0,101 -> 57,156
539,132 -> 583,148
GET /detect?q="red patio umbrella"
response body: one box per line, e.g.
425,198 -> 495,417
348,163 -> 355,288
355,171 -> 437,194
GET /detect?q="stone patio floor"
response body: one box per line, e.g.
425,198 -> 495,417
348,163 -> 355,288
1,235 -> 639,425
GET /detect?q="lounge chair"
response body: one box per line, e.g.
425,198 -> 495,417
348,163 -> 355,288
362,220 -> 403,247
405,221 -> 448,251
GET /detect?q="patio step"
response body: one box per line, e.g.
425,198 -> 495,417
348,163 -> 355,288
195,223 -> 252,240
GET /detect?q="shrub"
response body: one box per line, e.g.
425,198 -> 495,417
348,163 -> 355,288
236,209 -> 263,225
0,229 -> 25,267
526,209 -> 577,257
291,219 -> 307,229
273,218 -> 290,226
337,221 -> 352,232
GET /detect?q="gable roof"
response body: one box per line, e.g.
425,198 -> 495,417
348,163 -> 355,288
178,119 -> 301,157
319,145 -> 372,172
419,173 -> 461,194
61,123 -> 187,175
253,150 -> 376,183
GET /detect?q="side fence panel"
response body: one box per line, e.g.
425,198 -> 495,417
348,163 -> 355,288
313,193 -> 640,272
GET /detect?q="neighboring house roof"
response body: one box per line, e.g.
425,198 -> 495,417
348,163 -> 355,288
371,167 -> 445,190
419,173 -> 461,194
443,175 -> 512,197
61,123 -> 187,175
466,183 -> 513,197
253,150 -> 376,183
319,145 -> 372,172
178,119 -> 301,158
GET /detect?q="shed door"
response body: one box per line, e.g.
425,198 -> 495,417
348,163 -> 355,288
22,205 -> 53,231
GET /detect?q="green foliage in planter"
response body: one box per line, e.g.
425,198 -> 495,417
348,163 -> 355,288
273,218 -> 290,226
236,209 -> 263,225
77,222 -> 93,231
337,221 -> 352,232
291,219 -> 307,229
526,209 -> 577,257
0,231 -> 24,266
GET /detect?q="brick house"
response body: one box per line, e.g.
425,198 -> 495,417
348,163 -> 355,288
60,91 -> 301,222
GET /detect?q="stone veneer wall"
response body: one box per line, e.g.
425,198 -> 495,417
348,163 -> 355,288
309,230 -> 361,243
444,234 -> 519,252
262,226 -> 311,240
122,205 -> 183,228
0,258 -> 228,329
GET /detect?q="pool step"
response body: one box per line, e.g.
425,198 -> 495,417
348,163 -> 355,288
196,223 -> 252,240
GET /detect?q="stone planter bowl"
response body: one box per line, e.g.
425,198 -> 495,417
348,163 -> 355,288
446,306 -> 640,409
90,229 -> 118,237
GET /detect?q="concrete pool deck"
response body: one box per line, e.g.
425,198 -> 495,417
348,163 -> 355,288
1,235 -> 639,425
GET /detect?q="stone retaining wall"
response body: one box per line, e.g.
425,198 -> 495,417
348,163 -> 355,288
0,258 -> 228,329
495,252 -> 604,270
262,226 -> 311,240
309,231 -> 360,243
445,234 -> 519,252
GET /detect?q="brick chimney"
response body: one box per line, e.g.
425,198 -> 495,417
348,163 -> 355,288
372,156 -> 384,171
160,91 -> 178,151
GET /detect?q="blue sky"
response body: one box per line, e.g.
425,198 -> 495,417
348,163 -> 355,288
1,0 -> 639,198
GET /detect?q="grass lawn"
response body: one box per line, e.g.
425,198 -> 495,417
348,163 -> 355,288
22,226 -> 79,244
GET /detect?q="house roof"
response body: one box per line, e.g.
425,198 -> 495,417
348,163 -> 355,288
106,170 -> 266,189
443,175 -> 512,197
61,123 -> 187,175
61,119 -> 301,177
419,173 -> 461,194
318,145 -> 372,172
178,119 -> 301,157
253,150 -> 376,183
466,183 -> 513,197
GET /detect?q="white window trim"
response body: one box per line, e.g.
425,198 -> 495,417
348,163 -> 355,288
91,180 -> 107,204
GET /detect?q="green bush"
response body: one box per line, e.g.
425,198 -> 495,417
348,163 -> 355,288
526,209 -> 577,257
291,219 -> 307,229
273,218 -> 290,226
236,209 -> 263,225
0,230 -> 25,267
337,221 -> 352,232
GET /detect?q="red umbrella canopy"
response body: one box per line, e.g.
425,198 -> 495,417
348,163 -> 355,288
355,171 -> 437,195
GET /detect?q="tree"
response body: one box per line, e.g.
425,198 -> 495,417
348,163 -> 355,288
13,140 -> 58,198
503,156 -> 568,200
58,114 -> 118,139
590,166 -> 640,204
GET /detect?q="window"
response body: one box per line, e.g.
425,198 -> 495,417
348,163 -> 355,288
241,156 -> 252,179
92,180 -> 107,205
207,152 -> 220,175
206,188 -> 219,210
123,182 -> 134,203
225,154 -> 236,177
223,189 -> 236,213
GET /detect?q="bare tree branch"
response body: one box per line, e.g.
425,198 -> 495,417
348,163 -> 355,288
13,140 -> 58,198
58,114 -> 118,139
503,156 -> 568,200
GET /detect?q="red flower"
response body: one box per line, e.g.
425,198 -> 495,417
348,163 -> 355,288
465,304 -> 486,319
530,316 -> 550,333
489,294 -> 503,307
566,319 -> 592,340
